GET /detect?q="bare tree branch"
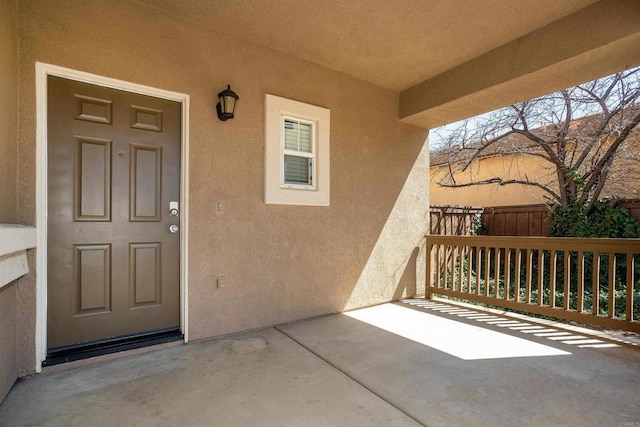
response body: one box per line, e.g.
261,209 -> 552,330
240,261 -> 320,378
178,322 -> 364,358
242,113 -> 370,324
438,177 -> 561,203
578,108 -> 640,204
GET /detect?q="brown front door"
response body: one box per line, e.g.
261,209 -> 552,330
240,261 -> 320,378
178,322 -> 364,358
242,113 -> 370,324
47,76 -> 181,349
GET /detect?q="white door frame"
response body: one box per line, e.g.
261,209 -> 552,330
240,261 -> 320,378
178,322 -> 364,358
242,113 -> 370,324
35,62 -> 190,372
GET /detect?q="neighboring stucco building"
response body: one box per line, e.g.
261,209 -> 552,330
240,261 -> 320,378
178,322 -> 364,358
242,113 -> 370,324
430,117 -> 640,207
2,0 -> 640,404
431,152 -> 553,206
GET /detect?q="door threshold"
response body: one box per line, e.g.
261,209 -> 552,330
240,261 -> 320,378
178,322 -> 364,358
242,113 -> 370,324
43,327 -> 183,367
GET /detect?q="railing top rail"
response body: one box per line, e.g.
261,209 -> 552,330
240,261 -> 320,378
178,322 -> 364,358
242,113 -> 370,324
430,205 -> 484,210
425,234 -> 640,252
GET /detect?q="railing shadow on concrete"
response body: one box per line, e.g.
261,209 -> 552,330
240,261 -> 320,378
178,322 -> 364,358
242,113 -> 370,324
425,235 -> 640,332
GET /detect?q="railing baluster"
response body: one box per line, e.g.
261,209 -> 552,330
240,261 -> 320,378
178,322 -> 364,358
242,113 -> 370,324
426,243 -> 433,298
494,246 -> 501,298
577,251 -> 585,313
439,244 -> 445,289
438,244 -> 444,288
484,247 -> 490,296
459,245 -> 465,291
453,245 -> 458,290
441,244 -> 447,290
592,252 -> 600,316
440,245 -> 445,289
608,253 -> 616,318
458,245 -> 466,292
537,249 -> 545,306
549,250 -> 557,308
441,244 -> 447,289
564,251 -> 571,311
457,245 -> 463,292
466,246 -> 473,294
449,245 -> 457,291
437,243 -> 441,289
505,248 -> 512,300
435,244 -> 439,291
457,245 -> 463,291
627,253 -> 635,322
432,243 -> 440,290
433,245 -> 442,288
475,246 -> 481,295
452,244 -> 458,290
525,249 -> 532,303
444,245 -> 449,288
514,249 -> 522,302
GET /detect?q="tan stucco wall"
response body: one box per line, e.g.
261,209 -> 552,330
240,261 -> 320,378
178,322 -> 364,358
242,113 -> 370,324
0,0 -> 19,403
0,0 -> 18,223
16,0 -> 429,372
0,284 -> 17,404
430,155 -> 552,207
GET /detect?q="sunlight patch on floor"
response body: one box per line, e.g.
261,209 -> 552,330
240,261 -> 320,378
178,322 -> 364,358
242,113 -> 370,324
405,300 -> 624,349
344,304 -> 571,361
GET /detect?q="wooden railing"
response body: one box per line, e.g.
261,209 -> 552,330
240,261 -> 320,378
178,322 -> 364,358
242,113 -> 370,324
426,235 -> 640,332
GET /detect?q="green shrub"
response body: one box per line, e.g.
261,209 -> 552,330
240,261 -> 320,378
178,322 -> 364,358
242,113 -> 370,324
548,199 -> 640,238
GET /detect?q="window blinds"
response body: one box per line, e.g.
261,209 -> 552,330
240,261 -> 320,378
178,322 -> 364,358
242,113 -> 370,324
283,118 -> 313,185
284,119 -> 312,153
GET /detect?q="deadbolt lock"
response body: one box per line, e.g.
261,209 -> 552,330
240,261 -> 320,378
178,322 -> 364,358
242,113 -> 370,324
169,201 -> 179,217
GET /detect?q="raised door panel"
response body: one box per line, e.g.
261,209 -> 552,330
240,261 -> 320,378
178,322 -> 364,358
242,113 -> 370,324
74,137 -> 112,221
130,243 -> 161,308
130,105 -> 163,132
130,143 -> 162,221
75,94 -> 113,124
74,244 -> 111,316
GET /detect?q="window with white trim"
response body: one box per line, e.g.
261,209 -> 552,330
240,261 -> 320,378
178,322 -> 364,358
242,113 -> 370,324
282,117 -> 315,188
265,94 -> 329,206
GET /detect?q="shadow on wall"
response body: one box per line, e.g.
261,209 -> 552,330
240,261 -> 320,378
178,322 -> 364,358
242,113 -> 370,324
393,246 -> 419,301
344,137 -> 430,310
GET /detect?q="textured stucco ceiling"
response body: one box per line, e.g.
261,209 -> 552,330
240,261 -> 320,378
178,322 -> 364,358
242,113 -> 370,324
136,0 -> 597,91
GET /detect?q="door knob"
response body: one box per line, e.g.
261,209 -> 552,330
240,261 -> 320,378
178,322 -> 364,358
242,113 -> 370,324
169,224 -> 179,233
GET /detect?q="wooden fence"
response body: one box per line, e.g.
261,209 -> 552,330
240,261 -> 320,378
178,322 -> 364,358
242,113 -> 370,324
482,204 -> 549,237
620,199 -> 640,223
431,199 -> 640,237
430,205 -> 483,236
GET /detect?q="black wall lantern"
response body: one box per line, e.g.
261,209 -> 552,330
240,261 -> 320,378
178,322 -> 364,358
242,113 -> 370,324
216,85 -> 239,121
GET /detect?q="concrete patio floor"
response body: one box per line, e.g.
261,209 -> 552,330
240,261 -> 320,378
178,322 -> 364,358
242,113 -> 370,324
1,300 -> 639,426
